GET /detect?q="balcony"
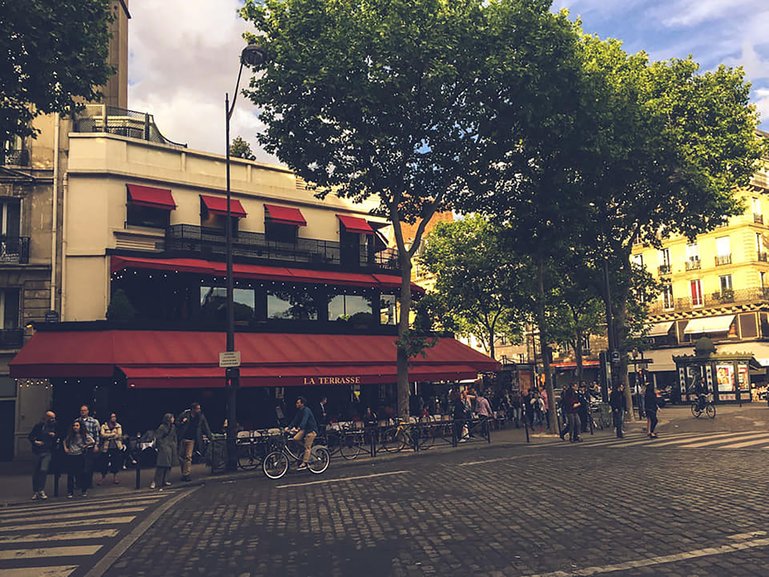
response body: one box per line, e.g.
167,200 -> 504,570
759,252 -> 768,262
685,259 -> 701,271
0,237 -> 29,264
0,329 -> 24,349
648,287 -> 769,314
712,289 -> 734,303
658,264 -> 671,275
752,172 -> 769,190
0,149 -> 29,166
73,104 -> 187,148
715,254 -> 732,266
755,213 -> 765,224
164,224 -> 399,271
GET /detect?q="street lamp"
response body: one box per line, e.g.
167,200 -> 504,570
224,43 -> 266,470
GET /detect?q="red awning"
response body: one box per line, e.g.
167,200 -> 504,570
10,330 -> 499,388
265,204 -> 307,227
200,195 -> 247,218
126,184 -> 176,210
110,255 -> 422,292
337,215 -> 374,234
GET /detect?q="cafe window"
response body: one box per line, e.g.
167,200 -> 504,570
265,221 -> 298,244
127,204 -> 170,229
267,288 -> 319,320
199,287 -> 255,323
329,291 -> 374,323
380,294 -> 397,325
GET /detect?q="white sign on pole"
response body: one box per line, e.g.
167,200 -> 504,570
219,351 -> 241,368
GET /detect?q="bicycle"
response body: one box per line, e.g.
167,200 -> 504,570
322,423 -> 367,460
236,429 -> 282,470
381,419 -> 433,453
691,396 -> 716,419
262,432 -> 330,479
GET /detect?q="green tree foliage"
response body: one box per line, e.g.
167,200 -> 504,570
0,0 -> 114,142
230,136 -> 256,160
241,0 -> 575,416
419,215 -> 526,360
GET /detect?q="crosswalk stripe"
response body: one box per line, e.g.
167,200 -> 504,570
0,494 -> 165,516
649,431 -> 752,447
713,434 -> 769,449
0,516 -> 136,533
571,432 -> 695,448
0,544 -> 101,560
0,506 -> 150,525
613,433 -> 704,447
683,432 -> 769,449
0,529 -> 120,544
0,566 -> 77,577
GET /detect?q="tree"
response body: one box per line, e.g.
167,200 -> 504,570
230,136 -> 256,160
0,0 -> 114,142
419,215 -> 526,360
241,0 -> 577,417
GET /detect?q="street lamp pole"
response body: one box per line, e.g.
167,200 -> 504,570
224,44 -> 265,471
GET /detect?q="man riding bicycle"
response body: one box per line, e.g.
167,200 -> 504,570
691,376 -> 708,411
286,396 -> 318,470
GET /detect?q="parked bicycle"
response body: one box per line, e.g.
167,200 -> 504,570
262,432 -> 330,479
381,419 -> 433,453
691,396 -> 716,419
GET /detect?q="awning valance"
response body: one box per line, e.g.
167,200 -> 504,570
647,321 -> 675,338
683,315 -> 735,335
265,204 -> 307,227
10,330 -> 499,388
110,255 -> 419,291
337,214 -> 374,234
200,195 -> 247,218
126,184 -> 176,210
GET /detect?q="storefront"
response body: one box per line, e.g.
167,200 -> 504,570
673,348 -> 762,403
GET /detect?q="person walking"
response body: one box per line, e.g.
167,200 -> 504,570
63,420 -> 94,498
471,390 -> 494,436
609,385 -> 627,438
78,405 -> 100,493
287,396 -> 318,470
562,383 -> 582,443
28,411 -> 57,500
645,383 -> 660,438
539,385 -> 550,431
97,412 -> 124,485
152,413 -> 177,490
578,384 -> 590,433
177,402 -> 212,482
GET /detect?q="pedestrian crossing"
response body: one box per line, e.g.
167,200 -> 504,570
531,430 -> 769,451
0,491 -> 173,577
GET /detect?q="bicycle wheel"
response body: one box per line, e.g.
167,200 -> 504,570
381,427 -> 406,453
237,445 -> 258,470
706,404 -> 716,419
339,433 -> 363,460
418,426 -> 434,450
262,450 -> 289,480
691,403 -> 702,418
308,446 -> 330,474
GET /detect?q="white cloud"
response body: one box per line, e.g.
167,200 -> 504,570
656,0 -> 764,28
755,88 -> 769,124
128,0 -> 278,163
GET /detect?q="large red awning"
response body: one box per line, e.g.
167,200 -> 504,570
126,184 -> 176,210
200,195 -> 247,218
265,204 -> 307,227
337,215 -> 374,234
110,255 -> 420,291
10,330 -> 498,388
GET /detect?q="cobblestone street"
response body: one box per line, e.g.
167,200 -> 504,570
104,435 -> 769,577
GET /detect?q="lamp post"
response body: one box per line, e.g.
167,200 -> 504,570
224,44 -> 265,471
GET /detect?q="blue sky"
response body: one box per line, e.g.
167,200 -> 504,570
554,0 -> 769,130
128,0 -> 769,161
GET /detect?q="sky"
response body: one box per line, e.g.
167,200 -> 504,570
128,0 -> 769,163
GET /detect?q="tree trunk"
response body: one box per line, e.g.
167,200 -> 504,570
615,296 -> 635,420
397,256 -> 413,419
536,259 -> 557,434
575,329 -> 584,385
488,325 -> 496,361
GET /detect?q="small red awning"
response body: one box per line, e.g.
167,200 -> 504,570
10,330 -> 499,388
265,204 -> 307,227
200,195 -> 247,218
126,184 -> 176,210
110,255 -> 423,292
337,215 -> 374,234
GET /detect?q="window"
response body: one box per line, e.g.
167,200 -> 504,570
265,221 -> 298,244
753,198 -> 763,222
715,237 -> 730,256
329,292 -> 374,323
690,279 -> 703,307
199,287 -> 255,323
127,204 -> 170,228
762,272 -> 766,289
662,284 -> 674,310
380,294 -> 397,325
686,242 -> 699,262
758,233 -> 766,260
267,288 -> 318,320
0,289 -> 20,330
631,254 -> 644,269
658,248 -> 671,274
0,199 -> 21,239
720,275 -> 733,292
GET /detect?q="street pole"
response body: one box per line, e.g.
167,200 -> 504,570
224,45 -> 265,471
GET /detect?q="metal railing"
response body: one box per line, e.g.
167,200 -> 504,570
759,252 -> 768,262
73,104 -> 187,148
751,172 -> 769,190
755,214 -> 765,224
0,236 -> 30,264
685,259 -> 701,271
165,224 -> 399,271
658,264 -> 671,275
649,287 -> 769,313
715,254 -> 732,266
0,149 -> 29,166
0,329 -> 24,348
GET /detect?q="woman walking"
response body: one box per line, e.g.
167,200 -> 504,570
98,413 -> 124,485
63,420 -> 94,498
151,413 -> 177,490
645,383 -> 660,438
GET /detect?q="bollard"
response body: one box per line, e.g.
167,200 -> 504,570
523,413 -> 530,443
53,472 -> 60,498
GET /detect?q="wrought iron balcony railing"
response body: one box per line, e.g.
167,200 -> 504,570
74,104 -> 187,148
164,224 -> 399,271
715,254 -> 732,266
1,149 -> 29,166
759,252 -> 768,262
648,287 -> 769,314
685,259 -> 701,271
0,236 -> 30,264
754,213 -> 764,224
